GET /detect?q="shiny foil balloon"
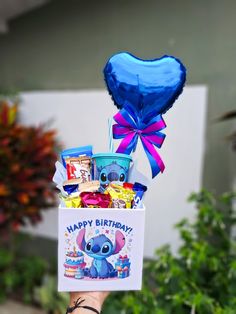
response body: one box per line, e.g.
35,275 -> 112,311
104,52 -> 186,122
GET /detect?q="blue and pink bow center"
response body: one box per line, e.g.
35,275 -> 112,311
104,52 -> 186,178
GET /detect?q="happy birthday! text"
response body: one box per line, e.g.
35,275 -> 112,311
66,219 -> 133,234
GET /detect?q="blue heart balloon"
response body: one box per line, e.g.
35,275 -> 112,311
104,52 -> 186,121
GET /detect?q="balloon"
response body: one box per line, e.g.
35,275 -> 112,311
104,52 -> 186,122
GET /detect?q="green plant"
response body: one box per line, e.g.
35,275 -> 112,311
0,247 -> 47,303
0,248 -> 15,302
34,275 -> 69,314
103,190 -> 236,314
16,255 -> 48,303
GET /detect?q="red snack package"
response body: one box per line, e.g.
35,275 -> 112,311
80,192 -> 111,208
123,183 -> 134,190
65,156 -> 91,182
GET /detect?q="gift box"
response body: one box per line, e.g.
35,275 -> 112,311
58,206 -> 145,291
56,51 -> 186,292
115,255 -> 131,279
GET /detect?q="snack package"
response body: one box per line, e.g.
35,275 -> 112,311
132,182 -> 147,209
65,156 -> 92,182
63,179 -> 100,195
112,198 -> 127,208
63,178 -> 82,194
123,183 -> 134,190
133,182 -> 147,192
105,184 -> 135,208
78,180 -> 100,193
61,145 -> 93,168
80,192 -> 112,208
60,194 -> 82,208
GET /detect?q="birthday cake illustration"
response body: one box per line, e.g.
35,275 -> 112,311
64,248 -> 86,279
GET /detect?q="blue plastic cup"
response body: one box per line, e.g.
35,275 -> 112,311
92,153 -> 132,186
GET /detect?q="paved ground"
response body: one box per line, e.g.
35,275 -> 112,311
0,300 -> 45,314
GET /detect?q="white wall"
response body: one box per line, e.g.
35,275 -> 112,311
20,87 -> 207,257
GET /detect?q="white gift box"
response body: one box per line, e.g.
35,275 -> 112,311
58,206 -> 145,291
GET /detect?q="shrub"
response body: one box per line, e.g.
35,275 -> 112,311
103,190 -> 236,314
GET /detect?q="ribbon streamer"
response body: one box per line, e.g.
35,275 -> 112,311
113,107 -> 166,178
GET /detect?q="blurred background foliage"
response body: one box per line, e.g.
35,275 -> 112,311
0,99 -> 60,232
0,98 -> 62,311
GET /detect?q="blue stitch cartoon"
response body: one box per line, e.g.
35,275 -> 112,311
77,229 -> 125,279
97,162 -> 128,186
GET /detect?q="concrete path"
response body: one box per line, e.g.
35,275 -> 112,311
0,300 -> 46,314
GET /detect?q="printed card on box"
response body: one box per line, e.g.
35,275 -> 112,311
58,207 -> 145,291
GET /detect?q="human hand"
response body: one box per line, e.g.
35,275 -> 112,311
68,291 -> 110,313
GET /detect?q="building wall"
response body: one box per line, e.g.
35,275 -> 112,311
0,0 -> 235,193
19,87 -> 207,257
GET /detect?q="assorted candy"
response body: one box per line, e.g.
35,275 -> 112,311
54,145 -> 147,209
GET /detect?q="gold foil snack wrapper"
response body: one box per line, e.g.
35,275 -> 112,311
105,184 -> 135,208
60,194 -> 82,208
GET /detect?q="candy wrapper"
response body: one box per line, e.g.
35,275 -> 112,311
65,156 -> 92,182
80,192 -> 112,208
63,179 -> 100,196
60,194 -> 82,208
105,184 -> 135,209
61,145 -> 93,167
